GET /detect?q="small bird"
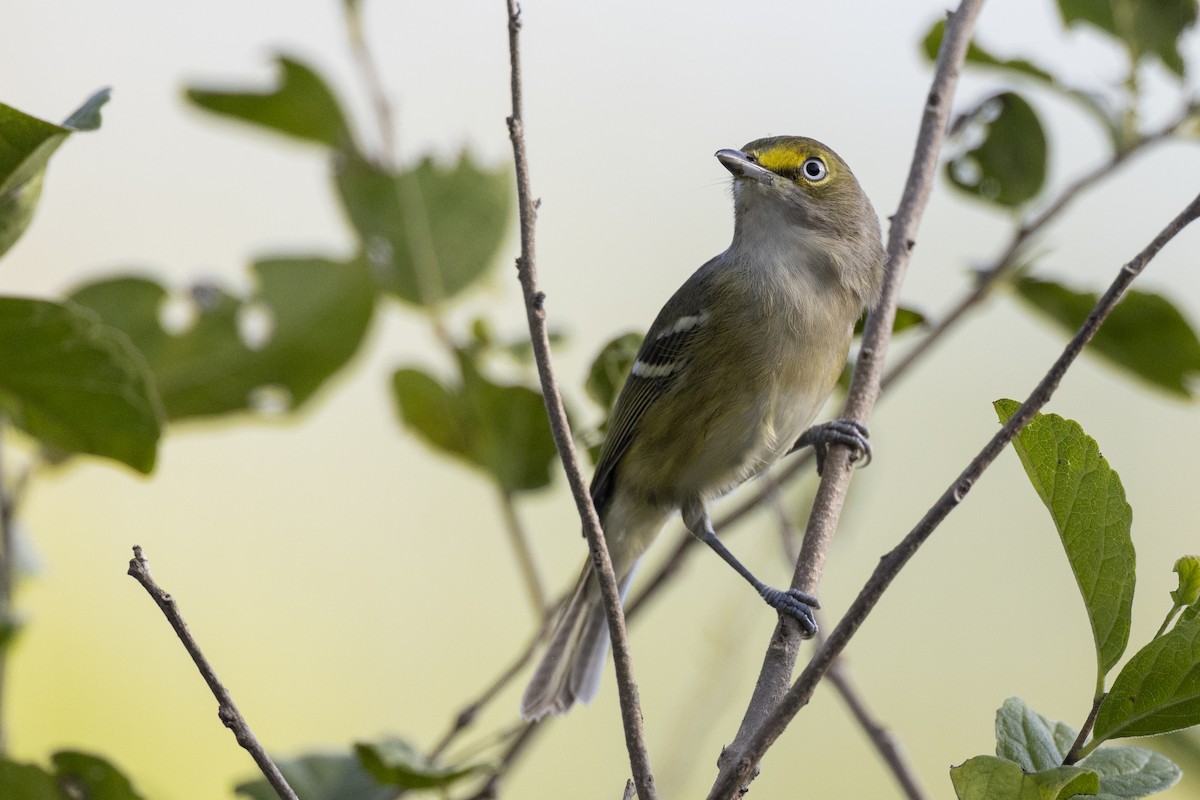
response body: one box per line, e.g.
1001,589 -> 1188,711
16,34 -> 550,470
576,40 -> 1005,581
520,136 -> 887,721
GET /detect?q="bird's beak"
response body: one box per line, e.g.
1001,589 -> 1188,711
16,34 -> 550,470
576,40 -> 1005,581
716,148 -> 774,186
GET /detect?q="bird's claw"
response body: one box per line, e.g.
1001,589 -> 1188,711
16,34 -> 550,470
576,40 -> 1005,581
799,419 -> 872,475
760,586 -> 820,638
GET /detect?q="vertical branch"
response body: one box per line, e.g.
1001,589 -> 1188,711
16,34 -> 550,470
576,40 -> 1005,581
715,1 -> 986,788
344,0 -> 397,165
502,3 -> 658,798
709,189 -> 1200,800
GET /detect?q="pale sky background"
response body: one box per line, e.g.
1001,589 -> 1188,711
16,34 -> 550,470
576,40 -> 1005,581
2,1 -> 1200,798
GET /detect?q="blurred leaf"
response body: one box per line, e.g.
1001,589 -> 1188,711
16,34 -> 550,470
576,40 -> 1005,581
69,257 -> 376,420
50,751 -> 148,800
853,304 -> 927,337
186,55 -> 354,150
1014,277 -> 1200,398
1058,0 -> 1197,77
337,152 -> 511,307
392,353 -> 557,493
0,89 -> 109,259
0,297 -> 161,472
586,331 -> 642,411
1082,745 -> 1182,800
0,759 -> 58,800
0,753 -> 147,800
947,92 -> 1047,208
996,698 -> 1076,771
995,401 -> 1134,688
1173,556 -> 1200,607
354,738 -> 485,789
922,19 -> 1055,81
235,752 -> 386,800
1094,612 -> 1200,741
950,755 -> 1097,799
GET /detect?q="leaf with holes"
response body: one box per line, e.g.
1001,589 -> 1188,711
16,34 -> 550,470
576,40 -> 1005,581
1058,0 -> 1197,78
947,92 -> 1047,208
68,256 -> 376,420
336,153 -> 511,308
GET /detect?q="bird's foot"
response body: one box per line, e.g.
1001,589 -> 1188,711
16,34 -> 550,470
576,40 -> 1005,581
759,586 -> 820,638
794,419 -> 872,475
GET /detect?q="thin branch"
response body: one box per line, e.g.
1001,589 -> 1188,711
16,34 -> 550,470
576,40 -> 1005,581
497,488 -> 548,620
709,188 -> 1200,800
882,103 -> 1199,391
343,0 -> 397,166
462,720 -> 543,800
502,3 -> 658,798
712,3 -> 986,792
622,779 -> 637,800
126,546 -> 299,800
823,644 -> 931,800
1064,695 -> 1104,765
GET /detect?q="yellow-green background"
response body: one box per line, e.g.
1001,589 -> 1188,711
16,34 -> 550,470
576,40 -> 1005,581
3,1 -> 1200,797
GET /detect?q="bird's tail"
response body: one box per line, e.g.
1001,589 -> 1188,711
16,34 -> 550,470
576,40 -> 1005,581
520,559 -> 638,721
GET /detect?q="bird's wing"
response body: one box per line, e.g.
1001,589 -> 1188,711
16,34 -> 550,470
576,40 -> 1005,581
589,270 -> 717,516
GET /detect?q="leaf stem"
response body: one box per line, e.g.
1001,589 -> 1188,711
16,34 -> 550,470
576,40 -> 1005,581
1064,694 -> 1104,765
1155,604 -> 1183,640
497,488 -> 547,620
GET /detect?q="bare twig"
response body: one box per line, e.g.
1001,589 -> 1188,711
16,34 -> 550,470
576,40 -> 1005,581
622,778 -> 637,800
710,189 -> 1200,800
823,646 -> 931,800
712,4 -> 986,793
502,3 -> 658,798
462,720 -> 543,800
126,546 -> 299,800
343,0 -> 396,165
498,488 -> 548,620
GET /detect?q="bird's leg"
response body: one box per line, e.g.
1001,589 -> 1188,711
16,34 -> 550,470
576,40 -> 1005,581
682,501 -> 818,637
790,419 -> 872,475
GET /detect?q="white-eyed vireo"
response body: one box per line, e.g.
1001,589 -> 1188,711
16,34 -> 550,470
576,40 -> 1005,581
521,136 -> 887,720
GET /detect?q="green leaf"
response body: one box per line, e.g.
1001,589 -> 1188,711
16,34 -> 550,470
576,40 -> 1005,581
995,400 -> 1135,689
354,738 -> 486,790
585,331 -> 642,411
922,19 -> 1055,81
996,698 -> 1077,772
0,753 -> 147,800
1093,612 -> 1200,741
69,257 -> 376,420
947,92 -> 1047,208
950,756 -> 1098,799
186,55 -> 354,150
1082,745 -> 1181,800
853,304 -> 927,337
1173,556 -> 1200,607
392,353 -> 557,493
235,752 -> 385,800
0,759 -> 58,800
50,751 -> 147,800
1014,277 -> 1200,398
1058,0 -> 1198,77
0,297 -> 162,472
0,89 -> 109,259
337,152 -> 511,307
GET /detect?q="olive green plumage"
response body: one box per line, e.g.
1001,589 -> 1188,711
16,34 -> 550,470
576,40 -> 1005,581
521,136 -> 886,721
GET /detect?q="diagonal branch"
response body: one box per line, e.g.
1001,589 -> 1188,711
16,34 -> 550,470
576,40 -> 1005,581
712,2 -> 986,793
502,3 -> 658,798
710,187 -> 1200,800
126,546 -> 299,800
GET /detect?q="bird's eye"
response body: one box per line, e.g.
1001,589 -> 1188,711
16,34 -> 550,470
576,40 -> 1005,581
801,157 -> 828,181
